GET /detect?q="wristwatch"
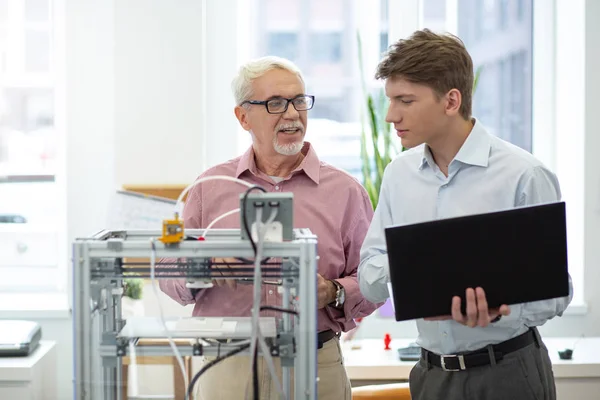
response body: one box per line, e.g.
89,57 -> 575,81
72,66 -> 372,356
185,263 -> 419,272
329,280 -> 345,308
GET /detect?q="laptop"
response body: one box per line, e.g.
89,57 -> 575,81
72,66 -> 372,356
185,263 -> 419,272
0,320 -> 42,357
385,202 -> 570,322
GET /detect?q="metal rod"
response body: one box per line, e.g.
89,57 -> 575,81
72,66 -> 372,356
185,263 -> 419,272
282,284 -> 292,399
295,239 -> 317,400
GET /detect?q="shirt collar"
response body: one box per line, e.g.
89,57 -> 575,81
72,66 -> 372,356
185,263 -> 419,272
419,118 -> 491,170
235,141 -> 321,184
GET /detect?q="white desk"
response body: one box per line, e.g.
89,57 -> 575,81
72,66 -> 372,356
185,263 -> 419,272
342,338 -> 600,400
0,341 -> 57,400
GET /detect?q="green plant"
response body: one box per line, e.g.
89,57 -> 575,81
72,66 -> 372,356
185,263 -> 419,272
357,33 -> 396,208
357,32 -> 482,208
123,278 -> 143,300
473,65 -> 482,96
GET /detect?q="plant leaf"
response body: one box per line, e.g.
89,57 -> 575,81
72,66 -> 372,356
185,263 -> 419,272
356,30 -> 399,209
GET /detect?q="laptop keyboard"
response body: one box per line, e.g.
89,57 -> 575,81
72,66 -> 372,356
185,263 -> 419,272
398,344 -> 421,361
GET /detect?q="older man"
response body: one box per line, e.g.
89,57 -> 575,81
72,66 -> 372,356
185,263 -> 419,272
160,56 -> 379,399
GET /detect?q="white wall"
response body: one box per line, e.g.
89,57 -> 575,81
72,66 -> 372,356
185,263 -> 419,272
114,0 -> 240,187
114,0 -> 204,187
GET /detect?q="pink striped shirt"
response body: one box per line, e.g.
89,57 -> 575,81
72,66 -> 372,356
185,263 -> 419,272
159,142 -> 380,332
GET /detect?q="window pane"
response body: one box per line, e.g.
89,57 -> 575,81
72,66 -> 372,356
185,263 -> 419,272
423,0 -> 446,19
309,32 -> 342,63
267,32 -> 298,63
265,0 -> 299,29
423,0 -> 533,152
252,0 -> 365,180
0,28 -> 6,73
309,0 -> 343,26
517,0 -> 525,20
509,51 -> 530,150
25,29 -> 51,72
0,88 -> 56,175
499,0 -> 510,29
380,0 -> 389,23
310,97 -> 345,121
422,0 -> 447,31
380,32 -> 388,55
25,0 -> 50,23
482,0 -> 498,33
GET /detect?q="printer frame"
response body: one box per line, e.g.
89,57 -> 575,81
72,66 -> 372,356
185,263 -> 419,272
73,228 -> 318,400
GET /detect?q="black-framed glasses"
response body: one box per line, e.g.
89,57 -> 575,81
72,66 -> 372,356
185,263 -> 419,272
241,95 -> 315,114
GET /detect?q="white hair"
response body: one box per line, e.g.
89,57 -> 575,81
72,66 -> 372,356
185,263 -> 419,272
231,56 -> 305,105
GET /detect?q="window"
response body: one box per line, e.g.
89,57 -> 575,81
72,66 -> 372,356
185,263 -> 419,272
310,96 -> 345,122
380,0 -> 389,55
309,32 -> 342,63
241,0 -> 388,180
244,0 -> 533,174
0,0 -> 63,293
267,32 -> 298,63
238,0 -> 583,313
453,0 -> 533,152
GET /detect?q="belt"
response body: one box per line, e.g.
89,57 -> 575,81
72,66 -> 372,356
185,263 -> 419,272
423,328 -> 537,372
317,329 -> 337,349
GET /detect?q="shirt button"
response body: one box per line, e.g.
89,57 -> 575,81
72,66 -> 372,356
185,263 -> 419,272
268,290 -> 274,295
275,186 -> 279,190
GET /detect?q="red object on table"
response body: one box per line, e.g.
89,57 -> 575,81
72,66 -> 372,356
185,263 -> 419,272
384,333 -> 392,350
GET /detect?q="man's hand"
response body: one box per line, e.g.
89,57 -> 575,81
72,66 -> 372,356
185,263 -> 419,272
424,287 -> 511,328
317,274 -> 337,309
211,258 -> 244,290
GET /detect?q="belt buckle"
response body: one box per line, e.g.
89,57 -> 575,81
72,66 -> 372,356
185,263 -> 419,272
440,354 -> 466,371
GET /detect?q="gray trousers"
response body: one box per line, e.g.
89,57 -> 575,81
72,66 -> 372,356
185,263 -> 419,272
409,332 -> 556,400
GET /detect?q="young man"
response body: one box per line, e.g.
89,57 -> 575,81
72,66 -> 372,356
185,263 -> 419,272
358,29 -> 572,400
160,56 -> 380,399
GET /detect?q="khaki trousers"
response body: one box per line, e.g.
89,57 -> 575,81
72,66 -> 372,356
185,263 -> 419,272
194,337 -> 351,399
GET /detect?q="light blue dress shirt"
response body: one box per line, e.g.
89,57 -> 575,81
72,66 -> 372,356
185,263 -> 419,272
358,120 -> 573,355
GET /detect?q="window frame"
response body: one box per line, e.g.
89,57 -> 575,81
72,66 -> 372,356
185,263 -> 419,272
417,0 -> 586,312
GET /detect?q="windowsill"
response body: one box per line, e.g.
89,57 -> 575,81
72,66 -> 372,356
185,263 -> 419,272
0,292 -> 71,319
563,301 -> 588,316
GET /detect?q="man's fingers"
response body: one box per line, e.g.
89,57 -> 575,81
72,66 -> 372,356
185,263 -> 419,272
424,315 -> 453,321
451,296 -> 464,323
465,288 -> 477,327
499,304 -> 511,316
212,279 -> 225,287
475,287 -> 490,327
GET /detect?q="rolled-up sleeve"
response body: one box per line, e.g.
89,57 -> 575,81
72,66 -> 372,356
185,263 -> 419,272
324,187 -> 382,330
158,183 -> 203,305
